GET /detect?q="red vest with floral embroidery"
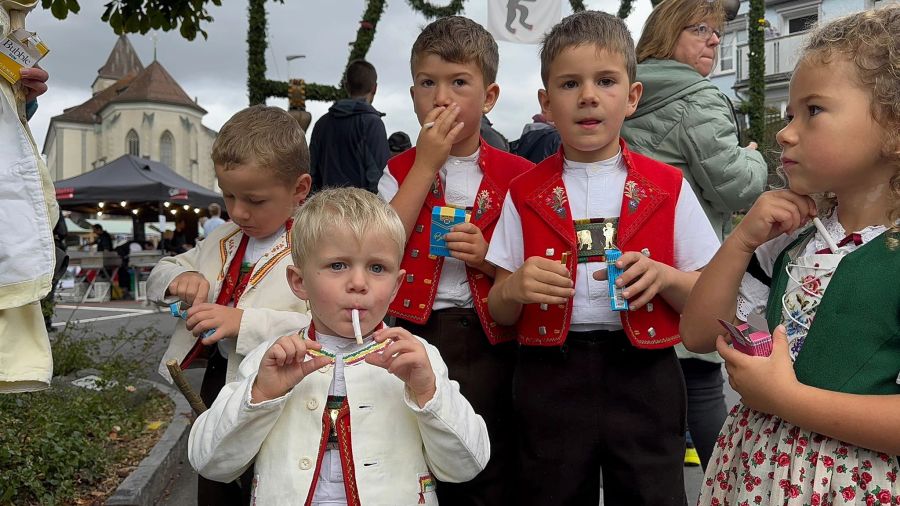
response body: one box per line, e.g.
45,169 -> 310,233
386,140 -> 533,344
510,140 -> 683,349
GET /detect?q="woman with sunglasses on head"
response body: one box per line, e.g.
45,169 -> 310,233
620,0 -> 768,472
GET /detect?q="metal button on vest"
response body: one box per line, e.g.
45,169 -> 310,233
539,303 -> 548,311
648,327 -> 656,338
306,399 -> 318,410
646,303 -> 654,312
415,224 -> 424,233
299,457 -> 313,470
460,318 -> 469,328
411,249 -> 419,258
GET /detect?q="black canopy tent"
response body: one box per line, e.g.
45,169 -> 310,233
54,155 -> 225,243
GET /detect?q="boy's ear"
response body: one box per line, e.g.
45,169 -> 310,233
538,88 -> 553,124
481,83 -> 500,115
625,81 -> 643,118
389,268 -> 406,304
293,174 -> 312,204
286,265 -> 309,301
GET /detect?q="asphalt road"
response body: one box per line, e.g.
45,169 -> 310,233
51,300 -> 739,505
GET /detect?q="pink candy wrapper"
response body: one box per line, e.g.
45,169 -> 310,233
718,319 -> 773,357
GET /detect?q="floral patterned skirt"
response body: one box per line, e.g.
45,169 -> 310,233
698,404 -> 900,505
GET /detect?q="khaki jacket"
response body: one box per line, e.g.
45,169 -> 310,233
148,222 -> 310,382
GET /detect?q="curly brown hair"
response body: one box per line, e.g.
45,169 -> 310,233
799,4 -> 900,246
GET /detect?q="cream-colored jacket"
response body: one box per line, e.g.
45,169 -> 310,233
0,0 -> 56,308
148,222 -> 310,383
188,331 -> 490,505
0,1 -> 57,393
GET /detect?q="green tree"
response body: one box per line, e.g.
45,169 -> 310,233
41,0 -> 231,41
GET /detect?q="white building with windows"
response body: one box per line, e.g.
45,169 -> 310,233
709,0 -> 892,116
43,35 -> 218,189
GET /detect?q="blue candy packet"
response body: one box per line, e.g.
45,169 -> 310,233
429,206 -> 470,257
169,302 -> 217,339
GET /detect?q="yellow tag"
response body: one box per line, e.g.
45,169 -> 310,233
0,29 -> 50,84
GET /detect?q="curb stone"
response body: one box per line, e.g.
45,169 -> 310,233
105,380 -> 193,506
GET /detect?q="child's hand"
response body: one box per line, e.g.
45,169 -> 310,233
20,66 -> 48,102
716,325 -> 799,416
502,256 -> 574,305
730,190 -> 817,253
445,223 -> 491,274
252,334 -> 332,403
167,272 -> 210,307
592,252 -> 672,310
365,327 -> 436,408
413,104 -> 464,173
186,303 -> 243,344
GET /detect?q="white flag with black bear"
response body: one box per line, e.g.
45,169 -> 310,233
488,0 -> 562,44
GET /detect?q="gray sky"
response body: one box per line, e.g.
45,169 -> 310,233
28,0 -> 653,152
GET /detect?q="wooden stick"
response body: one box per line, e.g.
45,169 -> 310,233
166,359 -> 207,416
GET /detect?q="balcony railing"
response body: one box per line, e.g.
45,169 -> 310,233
736,32 -> 808,82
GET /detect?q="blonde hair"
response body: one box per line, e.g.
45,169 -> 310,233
635,0 -> 726,63
540,10 -> 637,86
290,188 -> 406,268
411,16 -> 499,85
212,105 -> 310,184
798,5 -> 900,247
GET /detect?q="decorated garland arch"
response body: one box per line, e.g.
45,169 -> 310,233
248,0 -> 596,107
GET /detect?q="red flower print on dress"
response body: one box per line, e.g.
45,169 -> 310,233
886,471 -> 896,483
778,452 -> 792,467
842,486 -> 857,501
811,491 -> 821,505
876,489 -> 891,503
753,450 -> 766,465
823,455 -> 835,468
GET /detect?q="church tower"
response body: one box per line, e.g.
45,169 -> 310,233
44,35 -> 218,190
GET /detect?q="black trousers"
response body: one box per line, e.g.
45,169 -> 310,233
197,349 -> 253,506
680,358 -> 728,470
398,308 -> 517,506
514,331 -> 687,506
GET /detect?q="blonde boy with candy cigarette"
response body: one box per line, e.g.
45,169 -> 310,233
189,188 -> 489,505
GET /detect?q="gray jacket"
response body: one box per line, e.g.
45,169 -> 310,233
622,59 -> 767,240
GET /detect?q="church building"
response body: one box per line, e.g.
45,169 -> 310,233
43,35 -> 218,189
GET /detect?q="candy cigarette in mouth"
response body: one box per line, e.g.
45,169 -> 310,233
351,309 -> 363,345
423,121 -> 435,129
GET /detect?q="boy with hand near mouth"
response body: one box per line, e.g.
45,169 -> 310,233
189,188 -> 489,505
378,16 -> 533,503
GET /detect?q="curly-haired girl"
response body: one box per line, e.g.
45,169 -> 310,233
681,5 -> 900,504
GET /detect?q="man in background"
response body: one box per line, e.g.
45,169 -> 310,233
203,203 -> 226,236
309,59 -> 391,193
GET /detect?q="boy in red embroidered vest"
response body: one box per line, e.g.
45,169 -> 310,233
147,105 -> 312,505
188,188 -> 489,505
377,15 -> 533,504
486,11 -> 720,505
